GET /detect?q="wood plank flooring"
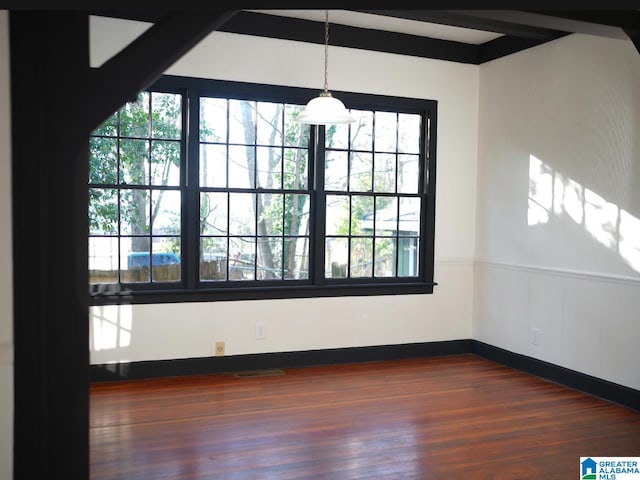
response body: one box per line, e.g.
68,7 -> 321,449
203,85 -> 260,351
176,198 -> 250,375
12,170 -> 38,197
90,354 -> 640,479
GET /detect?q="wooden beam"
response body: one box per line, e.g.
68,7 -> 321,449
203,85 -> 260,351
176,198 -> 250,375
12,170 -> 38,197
87,9 -> 238,134
10,11 -> 91,480
357,9 -> 565,40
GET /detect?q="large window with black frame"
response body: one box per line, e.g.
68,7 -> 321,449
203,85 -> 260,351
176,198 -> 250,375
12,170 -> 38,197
88,77 -> 437,303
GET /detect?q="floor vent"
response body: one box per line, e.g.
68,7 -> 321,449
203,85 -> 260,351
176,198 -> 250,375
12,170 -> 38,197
234,369 -> 285,378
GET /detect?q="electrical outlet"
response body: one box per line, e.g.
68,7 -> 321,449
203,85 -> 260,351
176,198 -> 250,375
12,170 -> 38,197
531,328 -> 540,346
215,341 -> 225,356
255,322 -> 266,340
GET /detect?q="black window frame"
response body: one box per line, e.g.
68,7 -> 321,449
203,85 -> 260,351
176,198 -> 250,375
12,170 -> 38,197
89,74 -> 437,305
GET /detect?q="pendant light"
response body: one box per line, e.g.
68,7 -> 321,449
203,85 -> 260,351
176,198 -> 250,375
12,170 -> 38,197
297,10 -> 355,125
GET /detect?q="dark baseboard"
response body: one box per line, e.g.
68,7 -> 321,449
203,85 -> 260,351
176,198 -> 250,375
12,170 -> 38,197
472,341 -> 640,412
89,339 -> 639,412
90,339 -> 473,382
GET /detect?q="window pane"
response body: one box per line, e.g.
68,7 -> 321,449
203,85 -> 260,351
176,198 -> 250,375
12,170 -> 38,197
374,111 -> 397,153
121,189 -> 150,235
151,237 -> 181,282
151,92 -> 181,140
284,104 -> 309,148
89,188 -> 118,235
229,193 -> 255,235
373,153 -> 396,193
229,237 -> 255,280
374,237 -> 395,277
284,194 -> 310,236
256,102 -> 283,146
258,193 -> 283,236
151,190 -> 181,235
121,237 -> 150,283
326,122 -> 349,149
325,237 -> 348,278
200,237 -> 228,281
326,194 -> 349,236
375,197 -> 398,235
200,192 -> 228,235
283,148 -> 308,189
120,92 -> 150,138
325,151 -> 348,191
200,144 -> 227,188
350,237 -> 373,277
200,97 -> 227,143
229,99 -> 255,145
119,139 -> 150,185
351,195 -> 374,236
151,140 -> 180,186
257,237 -> 282,280
89,237 -> 119,284
257,147 -> 282,189
398,154 -> 420,194
284,237 -> 308,279
399,197 -> 421,236
228,145 -> 254,188
89,137 -> 118,184
349,152 -> 373,193
398,113 -> 421,154
398,237 -> 419,277
350,110 -> 373,151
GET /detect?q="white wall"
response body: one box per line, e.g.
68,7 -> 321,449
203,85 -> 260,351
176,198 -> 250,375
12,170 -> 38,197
89,16 -> 478,364
475,33 -> 640,390
0,10 -> 14,480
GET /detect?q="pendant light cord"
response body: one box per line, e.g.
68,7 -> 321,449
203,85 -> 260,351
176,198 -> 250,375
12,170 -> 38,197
323,9 -> 330,94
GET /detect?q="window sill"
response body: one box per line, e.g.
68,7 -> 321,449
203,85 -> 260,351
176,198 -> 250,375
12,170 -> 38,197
89,282 -> 437,305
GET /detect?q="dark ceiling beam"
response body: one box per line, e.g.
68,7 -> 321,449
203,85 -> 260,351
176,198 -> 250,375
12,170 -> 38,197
222,11 -> 480,63
530,10 -> 640,34
359,9 -> 640,41
88,9 -> 167,24
479,31 -> 570,64
357,9 -> 565,40
87,8 -> 638,66
87,9 -> 238,134
542,11 -> 640,55
471,10 -> 634,40
624,28 -> 640,55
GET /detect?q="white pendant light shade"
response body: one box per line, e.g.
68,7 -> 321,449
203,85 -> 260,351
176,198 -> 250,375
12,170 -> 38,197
297,10 -> 356,126
298,92 -> 355,125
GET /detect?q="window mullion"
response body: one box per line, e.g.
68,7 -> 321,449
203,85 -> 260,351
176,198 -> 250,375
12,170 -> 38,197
185,89 -> 200,289
311,125 -> 326,285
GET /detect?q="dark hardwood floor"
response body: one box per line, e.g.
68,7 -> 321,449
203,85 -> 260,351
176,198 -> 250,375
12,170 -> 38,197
90,354 -> 640,479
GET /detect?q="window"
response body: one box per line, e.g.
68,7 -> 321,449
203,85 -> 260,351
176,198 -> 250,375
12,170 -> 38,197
89,90 -> 184,286
89,76 -> 437,304
198,98 -> 311,283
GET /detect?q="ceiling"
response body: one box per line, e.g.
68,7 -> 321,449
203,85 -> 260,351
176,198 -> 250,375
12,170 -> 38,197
94,9 -> 640,64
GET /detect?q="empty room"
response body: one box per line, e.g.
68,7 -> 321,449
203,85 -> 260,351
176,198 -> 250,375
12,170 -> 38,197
2,7 -> 640,479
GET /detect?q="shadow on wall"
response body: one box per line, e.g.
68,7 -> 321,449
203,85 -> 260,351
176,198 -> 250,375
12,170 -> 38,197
528,154 -> 640,273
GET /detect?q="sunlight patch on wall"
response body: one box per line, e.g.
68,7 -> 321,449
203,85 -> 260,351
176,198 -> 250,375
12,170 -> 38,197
91,305 -> 132,351
620,209 -> 640,271
528,155 -> 553,226
584,188 -> 618,250
528,154 -> 640,273
553,174 -> 583,225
